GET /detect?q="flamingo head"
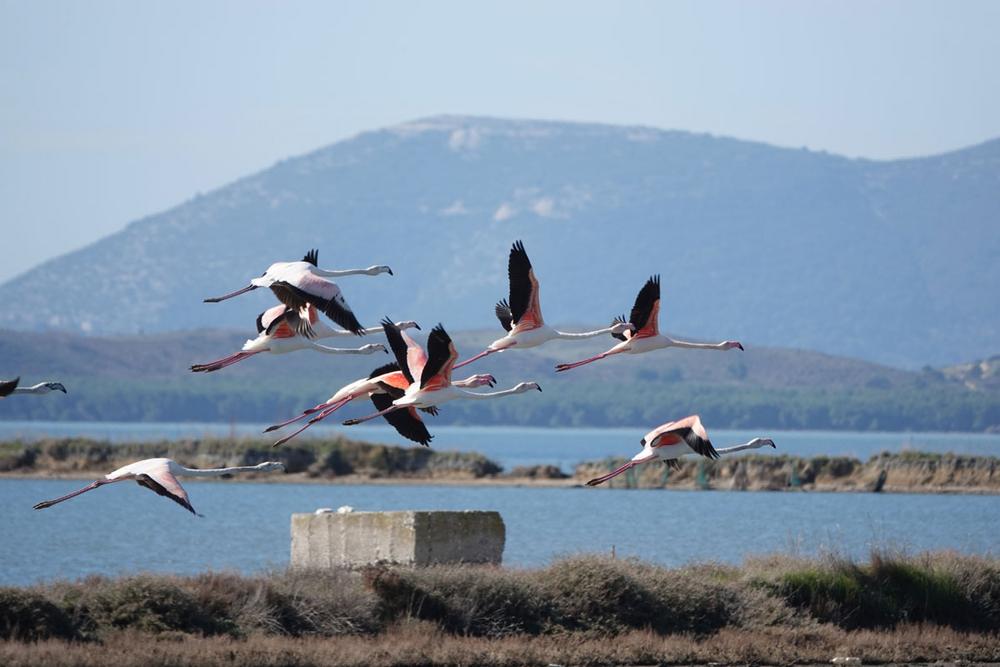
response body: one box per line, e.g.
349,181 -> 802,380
44,382 -> 67,393
749,437 -> 776,449
366,265 -> 393,276
255,462 -> 286,473
514,381 -> 542,393
360,343 -> 388,354
395,320 -> 420,331
726,341 -> 745,351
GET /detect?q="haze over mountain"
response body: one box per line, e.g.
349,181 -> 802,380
2,115 -> 997,367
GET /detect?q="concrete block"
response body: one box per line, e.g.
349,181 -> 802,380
291,510 -> 505,568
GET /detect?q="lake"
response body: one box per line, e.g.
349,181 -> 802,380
3,478 -> 998,586
2,420 -> 999,470
2,422 -> 998,586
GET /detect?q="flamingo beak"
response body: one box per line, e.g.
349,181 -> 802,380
536,385 -> 543,392
414,323 -> 421,330
387,268 -> 394,276
737,343 -> 745,351
204,284 -> 258,303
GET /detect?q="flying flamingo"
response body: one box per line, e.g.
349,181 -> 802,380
265,319 -> 496,447
342,322 -> 541,428
203,249 -> 392,336
555,275 -> 743,372
32,459 -> 285,515
585,415 -> 776,486
0,378 -> 67,397
454,241 -> 632,369
190,305 -> 419,373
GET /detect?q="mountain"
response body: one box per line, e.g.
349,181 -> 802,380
2,116 -> 998,367
2,328 -> 997,432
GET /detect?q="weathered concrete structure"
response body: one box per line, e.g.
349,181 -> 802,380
291,510 -> 505,568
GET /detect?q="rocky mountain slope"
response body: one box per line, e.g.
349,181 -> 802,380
2,116 -> 998,367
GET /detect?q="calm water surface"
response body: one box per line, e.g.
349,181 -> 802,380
2,422 -> 998,585
2,479 -> 998,586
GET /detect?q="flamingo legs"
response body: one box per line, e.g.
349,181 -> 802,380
268,396 -> 357,447
585,452 -> 657,486
554,349 -> 622,372
32,478 -> 129,510
341,404 -> 402,426
453,346 -> 503,370
190,350 -> 264,373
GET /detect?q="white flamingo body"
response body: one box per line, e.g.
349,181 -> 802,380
556,275 -> 742,372
203,249 -> 392,336
586,415 -> 775,486
32,458 -> 285,515
190,306 -> 419,373
343,322 -> 541,428
454,241 -> 631,369
264,346 -> 496,447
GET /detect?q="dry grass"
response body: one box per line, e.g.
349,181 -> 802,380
1,621 -> 998,666
3,551 -> 999,665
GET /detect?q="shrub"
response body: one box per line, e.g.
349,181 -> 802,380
540,556 -> 661,634
0,588 -> 76,641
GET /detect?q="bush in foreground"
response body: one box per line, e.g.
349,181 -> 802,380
5,550 -> 999,645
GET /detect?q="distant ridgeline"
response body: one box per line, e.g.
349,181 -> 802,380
0,116 -> 998,368
1,328 -> 998,431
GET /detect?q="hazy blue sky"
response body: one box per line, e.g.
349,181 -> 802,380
2,1 -> 998,283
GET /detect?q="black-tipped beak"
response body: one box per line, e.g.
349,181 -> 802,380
536,385 -> 542,392
383,348 -> 389,354
737,343 -> 745,351
59,386 -> 67,393
387,268 -> 394,276
769,442 -> 776,448
414,323 -> 421,330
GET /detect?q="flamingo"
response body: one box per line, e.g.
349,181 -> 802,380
190,305 -> 419,373
265,319 -> 496,447
454,241 -> 632,369
555,275 -> 743,372
585,415 -> 775,486
203,249 -> 392,336
0,378 -> 67,397
32,459 -> 285,515
342,322 -> 541,428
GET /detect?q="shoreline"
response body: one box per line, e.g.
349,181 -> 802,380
4,436 -> 1000,495
5,469 -> 1000,495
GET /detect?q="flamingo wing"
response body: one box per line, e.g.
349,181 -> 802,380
381,318 -> 420,385
495,299 -> 513,332
256,305 -> 288,334
302,249 -> 319,267
651,415 -> 718,460
138,467 -> 198,515
0,377 -> 19,398
508,240 -> 543,329
271,270 -> 364,335
370,392 -> 433,446
628,275 -> 660,338
419,324 -> 457,390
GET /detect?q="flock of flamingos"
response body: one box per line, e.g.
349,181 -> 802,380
14,240 -> 776,516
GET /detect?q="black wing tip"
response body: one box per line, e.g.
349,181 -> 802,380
302,249 -> 319,266
369,361 -> 401,379
430,322 -> 450,339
